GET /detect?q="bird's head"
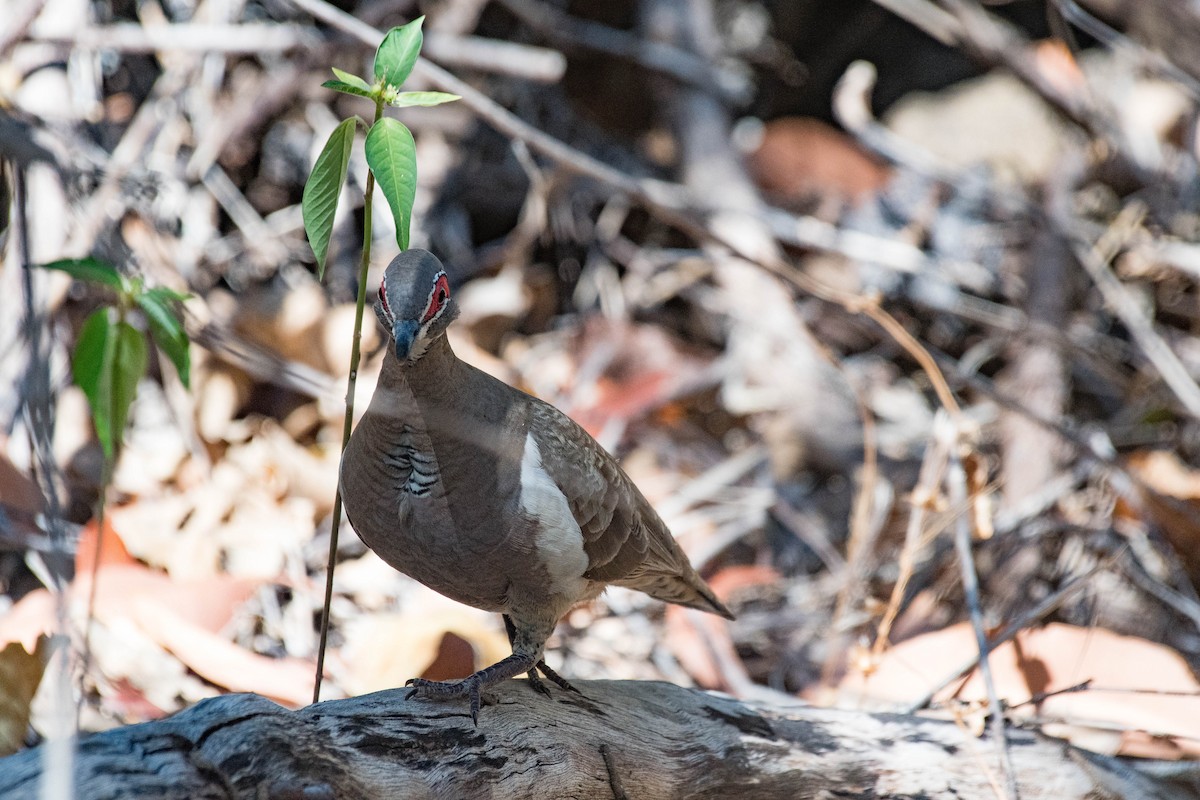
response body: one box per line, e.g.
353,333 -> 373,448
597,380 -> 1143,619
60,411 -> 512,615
375,249 -> 459,364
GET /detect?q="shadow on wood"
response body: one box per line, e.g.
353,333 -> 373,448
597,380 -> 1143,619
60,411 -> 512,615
0,678 -> 1139,798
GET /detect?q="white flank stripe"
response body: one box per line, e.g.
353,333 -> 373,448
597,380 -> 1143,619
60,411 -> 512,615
519,433 -> 588,595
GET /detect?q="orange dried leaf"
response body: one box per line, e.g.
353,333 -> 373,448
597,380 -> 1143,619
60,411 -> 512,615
75,515 -> 137,575
131,600 -> 314,707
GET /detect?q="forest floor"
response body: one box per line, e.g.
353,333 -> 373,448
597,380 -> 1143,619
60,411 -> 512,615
2,0 -> 1200,780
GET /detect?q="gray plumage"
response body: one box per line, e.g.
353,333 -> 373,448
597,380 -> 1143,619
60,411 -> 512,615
340,249 -> 733,722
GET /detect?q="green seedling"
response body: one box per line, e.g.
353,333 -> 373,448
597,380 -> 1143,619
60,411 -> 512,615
300,16 -> 458,703
37,256 -> 191,712
39,257 -> 190,459
302,16 -> 458,275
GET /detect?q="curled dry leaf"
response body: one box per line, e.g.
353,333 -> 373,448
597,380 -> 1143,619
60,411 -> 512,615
0,565 -> 258,652
130,599 -> 315,708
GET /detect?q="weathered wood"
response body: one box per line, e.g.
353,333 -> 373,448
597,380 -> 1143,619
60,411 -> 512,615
0,679 -> 1109,799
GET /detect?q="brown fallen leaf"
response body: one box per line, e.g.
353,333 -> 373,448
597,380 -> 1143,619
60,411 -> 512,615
746,117 -> 891,211
1125,449 -> 1200,587
552,318 -> 716,439
0,636 -> 48,756
1032,38 -> 1086,99
835,622 -> 1200,758
339,607 -> 510,697
0,442 -> 42,514
78,564 -> 260,635
104,677 -> 171,722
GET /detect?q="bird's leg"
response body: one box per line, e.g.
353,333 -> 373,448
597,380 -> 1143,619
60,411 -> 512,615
502,614 -> 581,695
405,652 -> 537,725
503,614 -> 552,696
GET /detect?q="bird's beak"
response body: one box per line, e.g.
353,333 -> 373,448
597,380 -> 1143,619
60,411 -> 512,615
393,319 -> 419,361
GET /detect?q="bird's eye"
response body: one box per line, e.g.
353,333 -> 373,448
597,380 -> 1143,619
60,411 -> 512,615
422,273 -> 450,323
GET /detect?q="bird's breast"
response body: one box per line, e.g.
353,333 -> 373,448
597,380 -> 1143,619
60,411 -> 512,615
380,427 -> 439,498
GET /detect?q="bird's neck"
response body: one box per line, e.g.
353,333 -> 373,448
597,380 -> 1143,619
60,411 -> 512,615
381,332 -> 464,405
379,331 -> 525,447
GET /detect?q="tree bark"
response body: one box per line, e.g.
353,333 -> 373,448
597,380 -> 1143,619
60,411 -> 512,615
0,679 -> 1113,799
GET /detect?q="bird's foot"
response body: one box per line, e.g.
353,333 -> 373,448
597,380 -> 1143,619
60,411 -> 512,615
405,651 -> 537,724
536,660 -> 582,695
523,659 -> 582,697
404,675 -> 488,723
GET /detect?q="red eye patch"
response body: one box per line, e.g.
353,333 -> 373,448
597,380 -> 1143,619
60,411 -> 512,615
421,272 -> 450,323
379,277 -> 391,318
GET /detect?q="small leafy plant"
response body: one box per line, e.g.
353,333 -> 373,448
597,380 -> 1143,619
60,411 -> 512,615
40,257 -> 190,459
302,16 -> 458,276
38,256 -> 191,698
300,16 -> 457,702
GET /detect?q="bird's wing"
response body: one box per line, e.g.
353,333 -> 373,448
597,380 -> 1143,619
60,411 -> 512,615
526,400 -> 683,583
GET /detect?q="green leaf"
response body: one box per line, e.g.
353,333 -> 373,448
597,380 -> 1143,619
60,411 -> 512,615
302,117 -> 357,279
110,321 -> 147,456
322,80 -> 375,100
39,258 -> 126,291
365,117 -> 417,252
374,17 -> 424,89
331,68 -> 372,92
388,91 -> 461,108
143,286 -> 190,303
73,310 -> 147,459
74,310 -> 116,457
137,287 -> 191,389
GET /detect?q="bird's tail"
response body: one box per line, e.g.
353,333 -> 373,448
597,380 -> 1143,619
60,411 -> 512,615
620,569 -> 736,620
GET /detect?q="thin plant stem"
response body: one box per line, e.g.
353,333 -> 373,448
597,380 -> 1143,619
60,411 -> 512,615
78,456 -> 113,725
314,100 -> 384,704
81,296 -> 127,724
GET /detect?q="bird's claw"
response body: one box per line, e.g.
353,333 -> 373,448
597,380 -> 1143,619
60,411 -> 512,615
404,676 -> 484,725
536,661 -> 581,694
526,672 -> 554,698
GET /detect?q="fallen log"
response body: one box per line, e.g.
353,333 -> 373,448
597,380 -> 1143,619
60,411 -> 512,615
0,679 -> 1114,799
